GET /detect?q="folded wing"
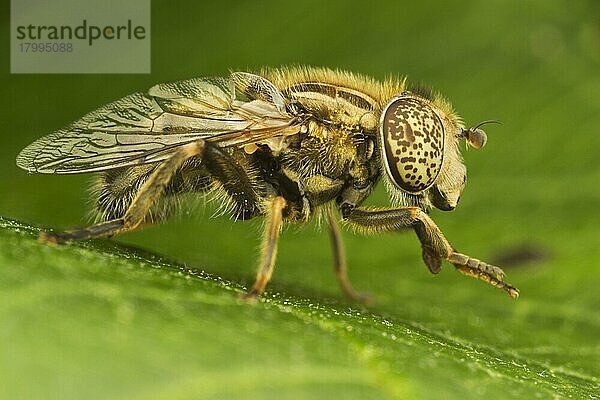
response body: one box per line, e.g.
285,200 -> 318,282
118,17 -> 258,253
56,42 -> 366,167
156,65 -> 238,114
16,74 -> 298,174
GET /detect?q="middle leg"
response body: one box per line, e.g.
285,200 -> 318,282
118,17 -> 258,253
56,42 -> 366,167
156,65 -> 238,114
241,196 -> 287,300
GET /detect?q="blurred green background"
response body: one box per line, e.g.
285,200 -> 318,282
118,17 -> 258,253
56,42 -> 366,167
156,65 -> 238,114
1,1 -> 599,399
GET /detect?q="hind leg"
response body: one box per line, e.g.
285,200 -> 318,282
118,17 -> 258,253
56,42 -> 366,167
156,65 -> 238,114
40,140 -> 206,244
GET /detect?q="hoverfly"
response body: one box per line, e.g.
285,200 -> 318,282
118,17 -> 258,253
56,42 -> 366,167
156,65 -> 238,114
16,67 -> 519,301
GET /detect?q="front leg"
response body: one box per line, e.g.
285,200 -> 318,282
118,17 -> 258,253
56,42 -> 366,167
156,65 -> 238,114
342,206 -> 519,299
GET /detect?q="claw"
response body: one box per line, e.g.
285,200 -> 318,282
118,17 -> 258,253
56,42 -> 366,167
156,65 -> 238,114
38,231 -> 63,245
239,291 -> 259,303
337,275 -> 375,305
346,291 -> 375,306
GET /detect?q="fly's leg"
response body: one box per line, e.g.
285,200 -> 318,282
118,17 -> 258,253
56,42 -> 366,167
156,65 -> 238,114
241,196 -> 287,301
39,219 -> 127,243
447,252 -> 519,298
342,206 -> 519,299
202,145 -> 263,220
326,209 -> 373,304
39,140 -> 206,244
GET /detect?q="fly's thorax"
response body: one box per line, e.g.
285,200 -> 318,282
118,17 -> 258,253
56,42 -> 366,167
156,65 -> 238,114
378,92 -> 467,210
283,123 -> 358,180
283,82 -> 379,133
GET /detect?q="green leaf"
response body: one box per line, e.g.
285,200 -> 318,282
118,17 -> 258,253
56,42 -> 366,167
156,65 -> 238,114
1,217 -> 598,400
2,2 -> 600,399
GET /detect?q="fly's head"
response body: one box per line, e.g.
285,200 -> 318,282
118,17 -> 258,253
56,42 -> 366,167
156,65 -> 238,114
378,91 -> 492,211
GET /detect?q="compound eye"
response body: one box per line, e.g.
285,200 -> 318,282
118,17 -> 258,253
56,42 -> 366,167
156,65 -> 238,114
379,96 -> 445,193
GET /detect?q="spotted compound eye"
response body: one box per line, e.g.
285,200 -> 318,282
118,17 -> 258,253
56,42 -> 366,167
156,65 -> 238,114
379,96 -> 445,193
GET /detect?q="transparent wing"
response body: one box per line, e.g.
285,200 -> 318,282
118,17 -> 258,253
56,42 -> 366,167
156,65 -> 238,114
16,74 -> 299,174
